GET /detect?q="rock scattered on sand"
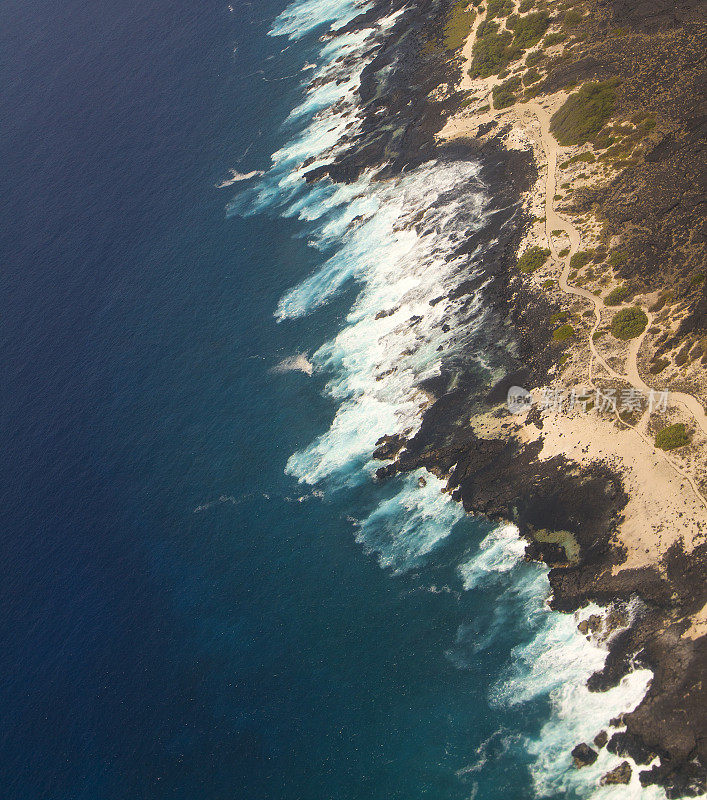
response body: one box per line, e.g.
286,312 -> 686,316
572,743 -> 598,768
600,761 -> 632,785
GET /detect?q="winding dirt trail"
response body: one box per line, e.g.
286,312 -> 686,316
527,101 -> 707,505
452,12 -> 707,505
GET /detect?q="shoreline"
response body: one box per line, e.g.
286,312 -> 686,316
433,2 -> 707,794
360,0 -> 706,794
270,0 -> 706,794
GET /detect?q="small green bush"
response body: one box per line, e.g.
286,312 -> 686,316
507,12 -> 550,48
525,50 -> 545,66
542,279 -> 555,288
550,311 -> 569,323
543,32 -> 566,47
517,246 -> 551,273
553,324 -> 575,342
558,247 -> 570,257
523,67 -> 541,85
562,9 -> 583,28
493,76 -> 522,108
610,306 -> 648,340
569,250 -> 592,270
608,250 -> 628,267
560,152 -> 596,168
691,273 -> 705,285
605,284 -> 629,306
469,23 -> 518,77
519,0 -> 534,10
550,81 -> 618,146
486,0 -> 514,18
655,423 -> 691,451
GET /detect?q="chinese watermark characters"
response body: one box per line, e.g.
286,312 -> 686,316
507,386 -> 669,415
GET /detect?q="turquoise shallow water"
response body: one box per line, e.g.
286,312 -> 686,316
0,0 -> 654,798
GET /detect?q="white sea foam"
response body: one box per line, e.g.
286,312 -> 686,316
233,1 -> 666,795
356,470 -> 465,572
457,525 -> 668,798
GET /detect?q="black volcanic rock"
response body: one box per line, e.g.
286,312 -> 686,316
572,743 -> 598,768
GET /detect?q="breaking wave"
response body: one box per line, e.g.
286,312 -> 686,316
227,0 -> 664,796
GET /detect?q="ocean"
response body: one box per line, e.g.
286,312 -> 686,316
0,0 -> 660,798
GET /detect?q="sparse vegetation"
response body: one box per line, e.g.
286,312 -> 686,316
517,246 -> 550,273
550,81 -> 619,146
519,0 -> 534,10
560,152 -> 596,169
550,311 -> 569,323
605,284 -> 629,306
655,423 -> 691,451
610,306 -> 648,340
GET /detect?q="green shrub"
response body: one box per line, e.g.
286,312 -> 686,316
507,12 -> 550,48
523,67 -> 541,85
610,306 -> 648,340
592,329 -> 606,341
525,50 -> 545,66
655,423 -> 691,451
558,247 -> 570,257
550,311 -> 569,323
552,228 -> 563,236
649,358 -> 669,374
517,245 -> 551,273
519,0 -> 534,10
691,273 -> 705,285
560,152 -> 596,168
493,76 -> 522,108
569,250 -> 592,270
469,23 -> 518,77
605,284 -> 629,305
550,81 -> 618,145
562,9 -> 583,28
553,324 -> 575,342
444,1 -> 476,50
543,32 -> 566,47
486,0 -> 514,18
608,250 -> 628,267
542,279 -> 555,288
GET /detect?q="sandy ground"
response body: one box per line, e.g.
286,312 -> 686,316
443,6 -> 707,586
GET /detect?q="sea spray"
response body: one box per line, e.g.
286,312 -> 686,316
229,0 -> 665,796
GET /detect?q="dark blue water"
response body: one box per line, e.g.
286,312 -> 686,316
0,1 -> 554,798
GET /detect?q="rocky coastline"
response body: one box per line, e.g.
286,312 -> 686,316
302,0 -> 706,795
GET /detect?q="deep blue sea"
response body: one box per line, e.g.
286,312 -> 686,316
0,1 -> 654,798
